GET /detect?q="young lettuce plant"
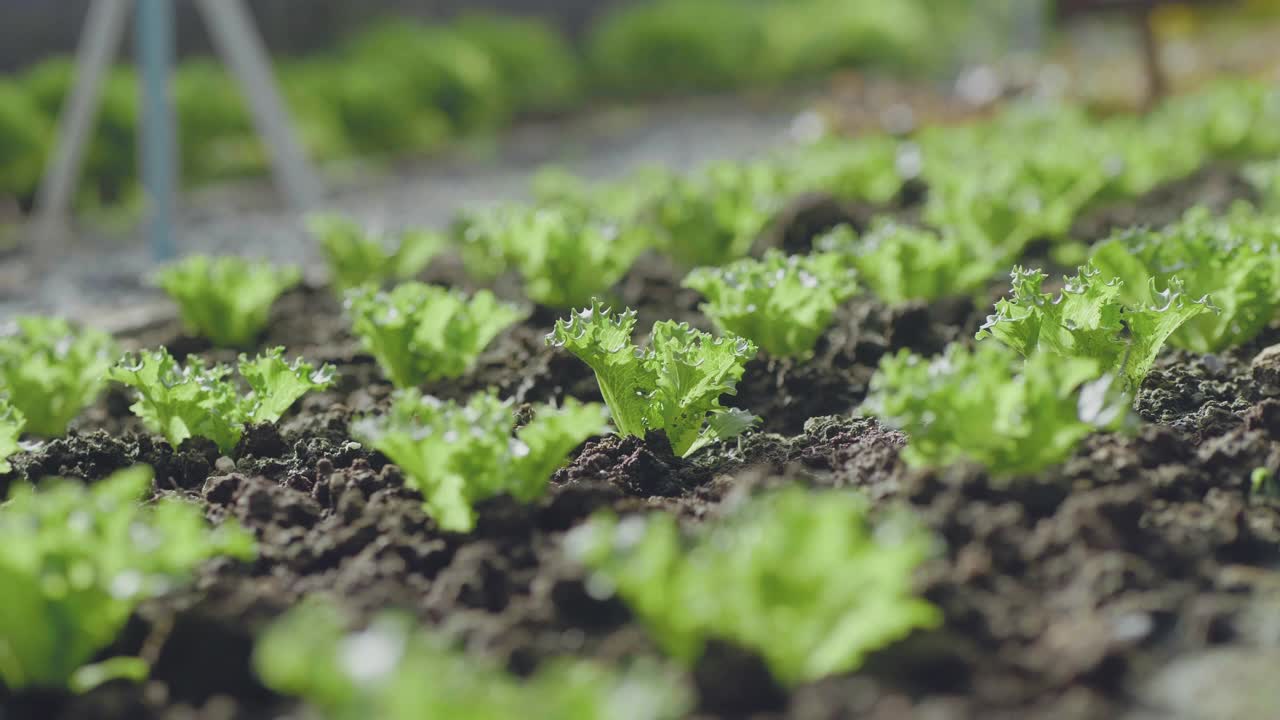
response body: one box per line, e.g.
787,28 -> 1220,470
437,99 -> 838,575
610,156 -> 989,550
459,204 -> 652,308
547,301 -> 758,457
780,134 -> 906,205
530,165 -> 670,222
307,213 -> 446,293
353,390 -> 605,532
650,161 -> 785,269
918,111 -> 1114,259
682,250 -> 857,358
568,487 -> 940,686
0,466 -> 255,692
1090,207 -> 1280,353
156,255 -> 301,348
108,347 -> 335,454
254,600 -> 689,720
0,400 -> 24,473
976,265 -> 1213,390
0,316 -> 118,437
864,343 -> 1129,476
817,223 -> 998,305
346,283 -> 526,388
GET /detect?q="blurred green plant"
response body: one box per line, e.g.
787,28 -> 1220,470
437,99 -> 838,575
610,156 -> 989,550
865,343 -> 1129,476
174,61 -> 260,182
0,466 -> 255,692
588,0 -> 767,96
569,486 -> 940,686
817,223 -> 998,305
452,13 -> 581,115
0,317 -> 118,437
650,162 -> 785,269
255,599 -> 689,720
155,255 -> 301,348
683,250 -> 857,358
0,80 -> 51,201
459,204 -> 654,308
307,213 -> 446,294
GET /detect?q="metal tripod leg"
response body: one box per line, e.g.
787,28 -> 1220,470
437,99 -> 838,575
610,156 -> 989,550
30,0 -> 321,262
32,0 -> 132,244
137,0 -> 178,262
194,0 -> 323,211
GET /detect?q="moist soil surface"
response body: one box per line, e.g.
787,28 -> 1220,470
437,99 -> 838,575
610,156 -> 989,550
3,164 -> 1280,720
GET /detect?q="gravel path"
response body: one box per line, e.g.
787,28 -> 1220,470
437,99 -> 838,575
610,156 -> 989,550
2,96 -> 807,329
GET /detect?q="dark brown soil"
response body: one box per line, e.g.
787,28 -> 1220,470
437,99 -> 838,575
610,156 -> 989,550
2,160 -> 1278,720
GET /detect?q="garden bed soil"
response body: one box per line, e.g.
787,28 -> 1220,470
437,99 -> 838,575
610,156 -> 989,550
2,164 -> 1279,720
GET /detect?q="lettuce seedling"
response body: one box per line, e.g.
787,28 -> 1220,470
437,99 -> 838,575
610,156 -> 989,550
650,161 -> 785,269
682,250 -> 857,358
0,466 -> 255,691
459,204 -> 652,308
568,487 -> 940,686
254,600 -> 689,720
976,265 -> 1213,390
346,283 -> 526,389
781,135 -> 906,205
547,301 -> 758,457
108,347 -> 335,454
917,107 -> 1116,258
0,400 -> 24,474
864,343 -> 1129,476
1156,78 -> 1280,160
307,213 -> 446,293
156,255 -> 301,348
817,223 -> 998,305
530,165 -> 669,222
353,390 -> 605,532
1091,207 -> 1280,353
0,316 -> 118,437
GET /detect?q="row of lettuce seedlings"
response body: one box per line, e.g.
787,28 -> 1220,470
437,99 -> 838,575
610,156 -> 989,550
2,79 -> 1280,716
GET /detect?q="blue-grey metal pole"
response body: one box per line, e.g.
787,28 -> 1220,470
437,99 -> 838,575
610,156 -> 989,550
137,0 -> 177,262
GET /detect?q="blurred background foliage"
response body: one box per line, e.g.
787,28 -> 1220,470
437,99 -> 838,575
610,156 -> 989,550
0,0 -> 1277,211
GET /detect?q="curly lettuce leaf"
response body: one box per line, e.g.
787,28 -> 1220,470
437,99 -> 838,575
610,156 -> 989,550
546,302 -> 652,438
1090,207 -> 1277,353
460,204 -> 653,308
864,342 -> 1129,476
308,213 -> 445,293
238,347 -> 337,425
682,249 -> 857,358
107,350 -> 243,453
347,283 -> 526,388
547,300 -> 758,456
109,348 -> 334,454
646,321 -> 757,456
977,265 -> 1212,389
352,391 -> 606,531
155,255 -> 300,348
